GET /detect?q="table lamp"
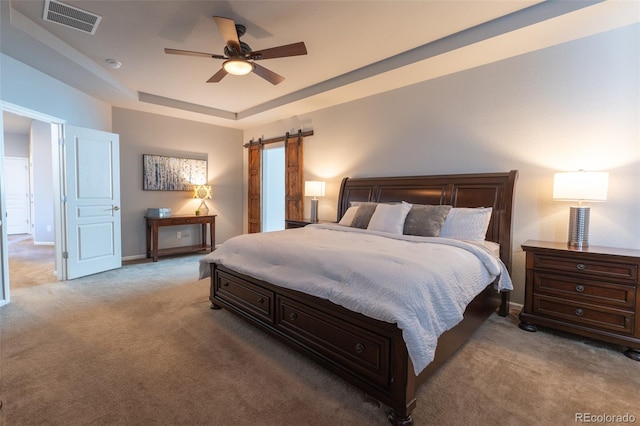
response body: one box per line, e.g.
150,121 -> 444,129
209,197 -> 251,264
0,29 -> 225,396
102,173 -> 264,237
193,185 -> 212,216
553,170 -> 608,248
305,180 -> 325,223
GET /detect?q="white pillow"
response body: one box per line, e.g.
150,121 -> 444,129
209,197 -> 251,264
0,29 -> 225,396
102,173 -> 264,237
338,206 -> 359,226
367,202 -> 413,234
439,207 -> 492,241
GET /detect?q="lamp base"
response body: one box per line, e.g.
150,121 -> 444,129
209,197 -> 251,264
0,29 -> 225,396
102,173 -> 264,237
198,200 -> 209,216
310,198 -> 319,223
568,206 -> 590,248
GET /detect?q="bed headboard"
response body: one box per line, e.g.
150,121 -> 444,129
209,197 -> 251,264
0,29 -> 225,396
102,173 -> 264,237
337,171 -> 518,272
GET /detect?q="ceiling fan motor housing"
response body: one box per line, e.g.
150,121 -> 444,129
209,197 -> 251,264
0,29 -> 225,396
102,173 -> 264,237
224,41 -> 252,58
235,24 -> 246,37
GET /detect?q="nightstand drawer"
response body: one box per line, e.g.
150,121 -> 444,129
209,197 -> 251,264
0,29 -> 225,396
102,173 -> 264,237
533,273 -> 636,309
533,254 -> 638,283
533,295 -> 634,336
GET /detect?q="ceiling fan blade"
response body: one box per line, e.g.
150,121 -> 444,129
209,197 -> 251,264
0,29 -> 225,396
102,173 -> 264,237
252,63 -> 285,85
251,42 -> 307,60
207,68 -> 228,83
164,48 -> 226,60
213,16 -> 241,55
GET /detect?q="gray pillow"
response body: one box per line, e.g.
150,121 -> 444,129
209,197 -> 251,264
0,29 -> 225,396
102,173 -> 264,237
350,203 -> 378,229
403,204 -> 452,237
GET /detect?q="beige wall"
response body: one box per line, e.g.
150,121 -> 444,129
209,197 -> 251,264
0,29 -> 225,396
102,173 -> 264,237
113,108 -> 243,258
244,24 -> 640,304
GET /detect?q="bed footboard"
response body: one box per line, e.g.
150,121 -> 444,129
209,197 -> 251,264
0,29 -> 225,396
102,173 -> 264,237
210,263 -> 503,425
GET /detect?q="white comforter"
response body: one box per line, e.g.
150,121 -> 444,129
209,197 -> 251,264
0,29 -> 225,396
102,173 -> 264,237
199,223 -> 512,374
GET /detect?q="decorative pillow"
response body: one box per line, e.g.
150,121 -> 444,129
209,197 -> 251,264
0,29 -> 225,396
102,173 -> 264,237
403,204 -> 452,237
338,206 -> 359,226
439,207 -> 493,241
367,202 -> 413,234
350,203 -> 379,229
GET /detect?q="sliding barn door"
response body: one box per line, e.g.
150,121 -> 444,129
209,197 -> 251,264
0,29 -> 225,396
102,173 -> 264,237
247,134 -> 304,232
247,142 -> 262,233
285,136 -> 304,221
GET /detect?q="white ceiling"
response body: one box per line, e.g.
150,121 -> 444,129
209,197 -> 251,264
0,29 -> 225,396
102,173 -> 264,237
1,0 -> 638,132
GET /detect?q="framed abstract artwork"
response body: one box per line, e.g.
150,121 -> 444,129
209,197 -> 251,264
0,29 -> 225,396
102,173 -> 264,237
143,154 -> 207,191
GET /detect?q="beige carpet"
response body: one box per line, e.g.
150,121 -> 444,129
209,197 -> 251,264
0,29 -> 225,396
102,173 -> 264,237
7,234 -> 56,289
1,253 -> 638,425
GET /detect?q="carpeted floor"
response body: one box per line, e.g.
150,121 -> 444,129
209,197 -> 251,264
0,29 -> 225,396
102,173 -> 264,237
6,234 -> 56,289
1,250 -> 638,425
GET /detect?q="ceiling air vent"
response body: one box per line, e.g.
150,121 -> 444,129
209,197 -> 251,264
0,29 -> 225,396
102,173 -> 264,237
42,0 -> 102,35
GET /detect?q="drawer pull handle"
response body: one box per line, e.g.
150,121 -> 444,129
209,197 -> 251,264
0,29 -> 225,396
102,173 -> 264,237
355,343 -> 365,353
222,282 -> 229,287
575,308 -> 584,316
257,297 -> 264,305
575,285 -> 585,293
576,263 -> 585,270
289,313 -> 298,321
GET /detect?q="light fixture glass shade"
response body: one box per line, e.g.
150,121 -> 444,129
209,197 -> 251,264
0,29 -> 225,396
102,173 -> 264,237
223,59 -> 253,76
553,171 -> 609,202
304,181 -> 326,198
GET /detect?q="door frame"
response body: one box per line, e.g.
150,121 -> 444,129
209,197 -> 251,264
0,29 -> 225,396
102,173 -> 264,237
1,101 -> 66,305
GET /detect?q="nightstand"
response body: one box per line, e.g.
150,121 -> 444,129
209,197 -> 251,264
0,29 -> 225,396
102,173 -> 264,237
285,218 -> 331,229
519,240 -> 640,361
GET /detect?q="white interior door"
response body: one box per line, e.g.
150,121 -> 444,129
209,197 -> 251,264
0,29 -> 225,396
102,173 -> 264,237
63,125 -> 121,279
4,157 -> 31,234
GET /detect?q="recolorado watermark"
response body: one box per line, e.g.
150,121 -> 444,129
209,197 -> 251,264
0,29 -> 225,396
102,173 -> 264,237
575,413 -> 636,423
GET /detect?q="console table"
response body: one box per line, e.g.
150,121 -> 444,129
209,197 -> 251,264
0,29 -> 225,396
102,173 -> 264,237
145,215 -> 216,262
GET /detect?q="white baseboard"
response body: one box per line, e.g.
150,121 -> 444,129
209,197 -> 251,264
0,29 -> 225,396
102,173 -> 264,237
122,254 -> 148,261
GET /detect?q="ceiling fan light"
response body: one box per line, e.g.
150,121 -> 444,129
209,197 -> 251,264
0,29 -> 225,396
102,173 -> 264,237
223,59 -> 253,75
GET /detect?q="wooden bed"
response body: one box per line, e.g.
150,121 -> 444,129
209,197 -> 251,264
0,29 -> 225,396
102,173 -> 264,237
209,170 -> 517,425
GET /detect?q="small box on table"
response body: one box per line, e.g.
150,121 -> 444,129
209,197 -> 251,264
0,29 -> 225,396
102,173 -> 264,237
147,208 -> 171,218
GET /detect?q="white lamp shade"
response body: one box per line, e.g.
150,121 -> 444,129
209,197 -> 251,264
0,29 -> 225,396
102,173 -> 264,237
305,180 -> 326,197
553,171 -> 608,202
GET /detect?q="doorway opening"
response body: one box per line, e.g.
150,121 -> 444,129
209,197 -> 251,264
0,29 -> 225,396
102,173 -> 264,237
2,110 -> 58,290
262,144 -> 285,232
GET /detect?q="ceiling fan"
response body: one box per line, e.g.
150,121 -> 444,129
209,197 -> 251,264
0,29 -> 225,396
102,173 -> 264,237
164,16 -> 307,85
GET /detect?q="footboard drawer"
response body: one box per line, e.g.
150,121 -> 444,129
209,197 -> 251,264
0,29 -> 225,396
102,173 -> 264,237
276,295 -> 392,388
215,270 -> 274,324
